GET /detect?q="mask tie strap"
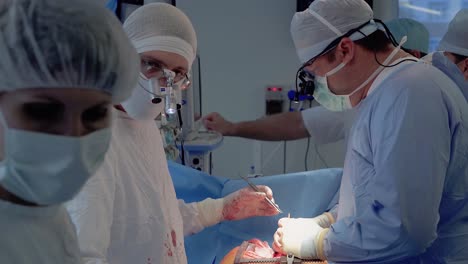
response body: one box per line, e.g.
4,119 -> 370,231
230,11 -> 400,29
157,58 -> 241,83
308,9 -> 343,36
349,36 -> 408,96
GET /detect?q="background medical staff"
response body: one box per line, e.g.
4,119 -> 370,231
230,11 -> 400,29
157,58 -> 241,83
0,0 -> 138,262
201,18 -> 429,161
425,9 -> 468,101
386,18 -> 429,58
67,4 -> 279,264
437,9 -> 468,81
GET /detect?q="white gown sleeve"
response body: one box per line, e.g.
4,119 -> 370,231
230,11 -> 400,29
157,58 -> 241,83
301,106 -> 347,144
178,200 -> 207,236
66,153 -> 117,264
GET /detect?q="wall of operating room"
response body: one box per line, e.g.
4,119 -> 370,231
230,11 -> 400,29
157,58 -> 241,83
176,0 -> 389,178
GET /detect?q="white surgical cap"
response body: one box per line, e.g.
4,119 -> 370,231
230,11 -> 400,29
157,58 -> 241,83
387,18 -> 429,54
438,9 -> 468,57
124,3 -> 197,66
0,0 -> 139,103
291,0 -> 377,64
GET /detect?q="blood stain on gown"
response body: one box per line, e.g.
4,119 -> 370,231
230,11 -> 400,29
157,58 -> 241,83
171,230 -> 177,247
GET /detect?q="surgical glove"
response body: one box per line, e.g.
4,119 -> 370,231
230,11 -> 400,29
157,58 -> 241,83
202,112 -> 236,136
273,218 -> 329,260
312,212 -> 335,228
196,186 -> 279,228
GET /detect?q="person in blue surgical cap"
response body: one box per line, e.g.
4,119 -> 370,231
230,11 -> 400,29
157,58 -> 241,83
425,9 -> 468,101
386,18 -> 429,58
273,0 -> 468,263
0,0 -> 139,262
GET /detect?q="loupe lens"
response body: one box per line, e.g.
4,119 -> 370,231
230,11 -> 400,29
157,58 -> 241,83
165,88 -> 177,115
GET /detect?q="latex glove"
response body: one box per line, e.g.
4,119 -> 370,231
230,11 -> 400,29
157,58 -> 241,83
273,218 -> 329,260
202,112 -> 236,136
312,212 -> 335,228
196,186 -> 279,228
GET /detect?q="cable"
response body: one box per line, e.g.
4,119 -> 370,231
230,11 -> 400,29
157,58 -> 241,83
305,137 -> 311,171
180,140 -> 185,166
197,56 -> 203,115
304,100 -> 313,171
209,152 -> 213,174
261,142 -> 284,172
177,107 -> 185,165
375,19 -> 400,47
369,19 -> 419,69
175,139 -> 185,165
283,141 -> 287,174
314,143 -> 329,168
374,52 -> 418,68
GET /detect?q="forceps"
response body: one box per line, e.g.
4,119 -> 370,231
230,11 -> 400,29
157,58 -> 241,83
240,175 -> 283,213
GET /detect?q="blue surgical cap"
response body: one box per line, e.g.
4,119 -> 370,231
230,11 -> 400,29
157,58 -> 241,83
438,9 -> 468,57
387,18 -> 429,54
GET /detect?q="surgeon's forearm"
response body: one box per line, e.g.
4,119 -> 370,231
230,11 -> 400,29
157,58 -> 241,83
231,112 -> 309,141
179,200 -> 215,236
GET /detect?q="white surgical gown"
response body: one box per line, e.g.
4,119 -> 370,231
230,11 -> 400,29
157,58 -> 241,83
67,111 -> 206,264
301,106 -> 357,145
324,61 -> 468,263
0,199 -> 82,263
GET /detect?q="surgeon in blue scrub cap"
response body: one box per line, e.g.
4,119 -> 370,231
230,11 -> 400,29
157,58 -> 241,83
273,0 -> 468,263
387,18 -> 429,58
424,9 -> 468,102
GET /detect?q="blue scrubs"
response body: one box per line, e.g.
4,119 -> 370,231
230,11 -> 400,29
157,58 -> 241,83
431,51 -> 468,102
324,61 -> 468,263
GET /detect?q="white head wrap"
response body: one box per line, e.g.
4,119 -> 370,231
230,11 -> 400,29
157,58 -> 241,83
0,0 -> 139,103
291,0 -> 377,64
124,3 -> 197,67
438,9 -> 468,57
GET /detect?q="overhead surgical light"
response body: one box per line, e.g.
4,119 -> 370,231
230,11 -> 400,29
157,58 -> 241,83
400,1 -> 442,16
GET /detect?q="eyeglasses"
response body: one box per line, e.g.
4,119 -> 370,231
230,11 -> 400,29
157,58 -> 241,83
140,57 -> 191,87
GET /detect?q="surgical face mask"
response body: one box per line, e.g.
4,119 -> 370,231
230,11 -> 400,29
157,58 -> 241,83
313,62 -> 354,112
313,43 -> 403,112
121,73 -> 165,120
0,115 -> 111,205
122,70 -> 179,120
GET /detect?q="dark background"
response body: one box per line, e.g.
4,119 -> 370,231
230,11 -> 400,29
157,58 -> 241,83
297,0 -> 374,12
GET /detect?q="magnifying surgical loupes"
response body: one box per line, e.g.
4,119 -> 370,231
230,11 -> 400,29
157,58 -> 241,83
145,69 -> 178,115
